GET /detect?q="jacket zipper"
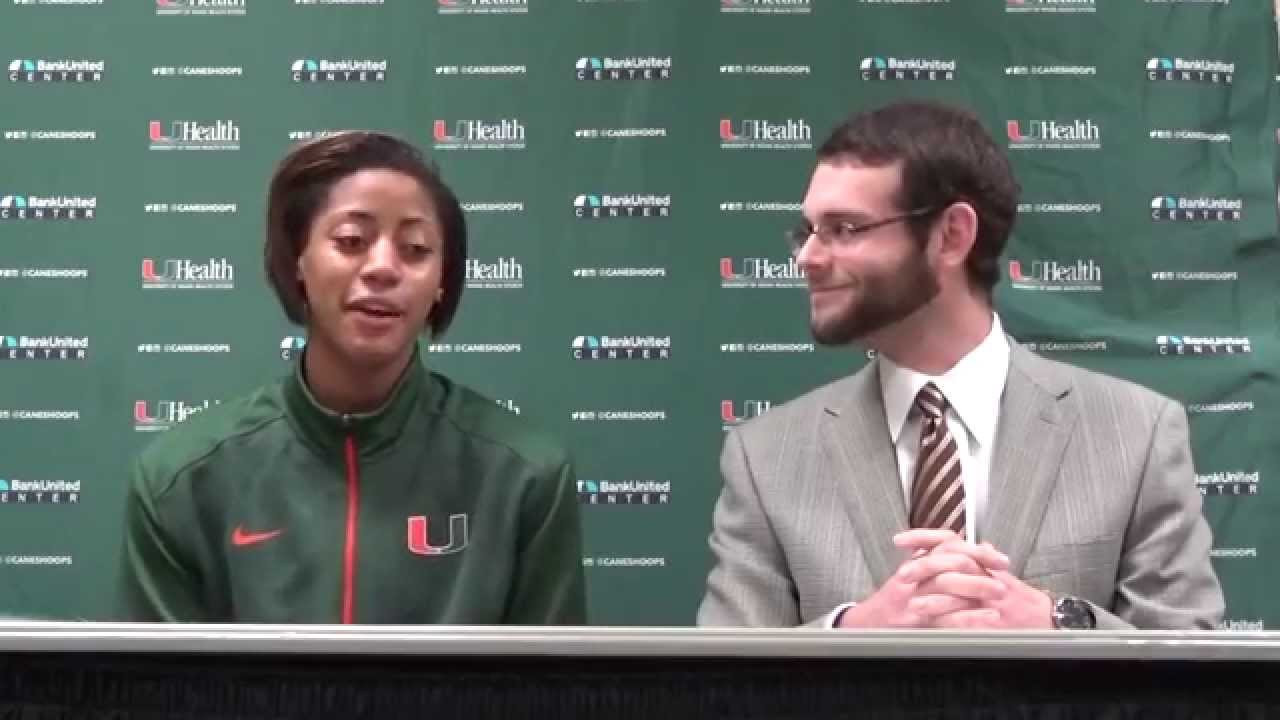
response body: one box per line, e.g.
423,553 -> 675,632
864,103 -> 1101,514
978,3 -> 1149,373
342,431 -> 360,624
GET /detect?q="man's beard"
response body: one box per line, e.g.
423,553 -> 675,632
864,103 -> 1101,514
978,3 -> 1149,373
809,247 -> 940,346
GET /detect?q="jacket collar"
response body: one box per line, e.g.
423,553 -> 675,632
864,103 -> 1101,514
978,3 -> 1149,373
818,337 -> 1078,581
282,346 -> 429,460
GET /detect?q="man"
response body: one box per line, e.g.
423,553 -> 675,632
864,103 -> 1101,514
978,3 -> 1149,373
697,100 -> 1223,630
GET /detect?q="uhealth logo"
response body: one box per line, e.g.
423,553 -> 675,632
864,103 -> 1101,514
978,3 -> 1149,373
0,335 -> 89,361
1006,119 -> 1100,150
465,257 -> 524,289
1146,57 -> 1233,83
719,118 -> 811,150
720,257 -> 806,288
438,0 -> 528,14
279,335 -> 306,360
721,400 -> 772,428
433,118 -> 525,150
134,400 -> 219,432
149,120 -> 240,151
141,258 -> 235,290
573,193 -> 671,218
1150,195 -> 1241,222
571,335 -> 671,360
156,0 -> 247,15
1008,259 -> 1102,292
575,56 -> 671,80
0,194 -> 96,220
291,58 -> 387,82
8,58 -> 104,83
859,56 -> 956,81
720,0 -> 811,14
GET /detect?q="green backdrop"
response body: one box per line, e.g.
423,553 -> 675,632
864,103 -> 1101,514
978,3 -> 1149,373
0,0 -> 1276,628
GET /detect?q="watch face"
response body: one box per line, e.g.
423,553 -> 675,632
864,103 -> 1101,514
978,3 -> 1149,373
1055,597 -> 1095,629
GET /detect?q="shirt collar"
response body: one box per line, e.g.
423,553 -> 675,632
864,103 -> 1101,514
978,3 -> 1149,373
283,343 -> 433,461
879,313 -> 1010,449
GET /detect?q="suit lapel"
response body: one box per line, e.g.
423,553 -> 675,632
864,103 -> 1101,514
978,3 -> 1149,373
982,342 -> 1079,577
819,361 -> 909,589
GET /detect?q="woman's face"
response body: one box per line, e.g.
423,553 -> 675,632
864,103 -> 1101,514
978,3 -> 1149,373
297,168 -> 444,371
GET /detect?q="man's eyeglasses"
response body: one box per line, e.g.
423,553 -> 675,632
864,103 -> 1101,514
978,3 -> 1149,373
785,206 -> 941,255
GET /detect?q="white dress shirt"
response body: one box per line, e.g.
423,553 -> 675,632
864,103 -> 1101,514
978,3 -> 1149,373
827,313 -> 1010,627
879,312 -> 1010,544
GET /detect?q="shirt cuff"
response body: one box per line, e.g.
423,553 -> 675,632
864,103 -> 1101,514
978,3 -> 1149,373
825,602 -> 857,629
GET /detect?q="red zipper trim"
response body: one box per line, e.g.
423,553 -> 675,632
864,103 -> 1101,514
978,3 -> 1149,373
342,435 -> 359,624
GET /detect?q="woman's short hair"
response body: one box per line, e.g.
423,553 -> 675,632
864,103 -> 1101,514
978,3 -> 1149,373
264,131 -> 467,337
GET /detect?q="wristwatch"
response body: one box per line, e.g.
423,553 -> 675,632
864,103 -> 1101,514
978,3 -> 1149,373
1051,594 -> 1096,629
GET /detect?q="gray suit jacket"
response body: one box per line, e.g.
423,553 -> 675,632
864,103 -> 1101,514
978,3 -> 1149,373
697,340 -> 1225,629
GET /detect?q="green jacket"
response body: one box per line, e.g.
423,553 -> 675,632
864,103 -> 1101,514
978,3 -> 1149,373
116,353 -> 586,624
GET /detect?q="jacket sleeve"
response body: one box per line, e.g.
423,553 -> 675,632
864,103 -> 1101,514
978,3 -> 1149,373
1094,399 -> 1225,630
505,455 -> 587,625
697,428 -> 802,627
115,458 -> 209,622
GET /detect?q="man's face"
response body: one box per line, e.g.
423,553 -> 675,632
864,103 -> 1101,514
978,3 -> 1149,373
796,159 -> 941,346
296,168 -> 444,372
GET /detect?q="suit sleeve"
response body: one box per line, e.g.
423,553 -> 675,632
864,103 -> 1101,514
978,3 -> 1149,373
115,458 -> 209,622
1092,399 -> 1225,630
505,455 -> 587,625
697,428 -> 803,627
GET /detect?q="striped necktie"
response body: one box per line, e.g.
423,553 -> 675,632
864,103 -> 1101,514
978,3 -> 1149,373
908,382 -> 965,536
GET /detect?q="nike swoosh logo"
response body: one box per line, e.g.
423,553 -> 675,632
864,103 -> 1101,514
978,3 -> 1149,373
231,526 -> 284,547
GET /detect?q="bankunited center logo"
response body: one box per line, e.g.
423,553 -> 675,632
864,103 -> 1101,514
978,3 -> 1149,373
134,400 -> 219,432
438,0 -> 528,14
572,335 -> 671,360
573,193 -> 671,219
1146,57 -> 1233,83
433,118 -> 525,150
156,0 -> 247,15
577,480 -> 671,505
291,59 -> 387,83
141,258 -> 234,290
1150,195 -> 1241,222
575,56 -> 671,81
0,194 -> 96,221
1008,259 -> 1102,292
0,478 -> 81,505
719,118 -> 811,150
859,56 -> 955,81
720,257 -> 806,288
1198,471 -> 1260,498
280,335 -> 306,360
8,59 -> 104,83
1006,119 -> 1100,150
1157,335 -> 1251,356
720,0 -> 812,14
0,335 -> 89,361
149,120 -> 240,151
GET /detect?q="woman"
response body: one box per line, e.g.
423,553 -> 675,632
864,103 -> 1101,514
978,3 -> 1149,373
117,132 -> 585,624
